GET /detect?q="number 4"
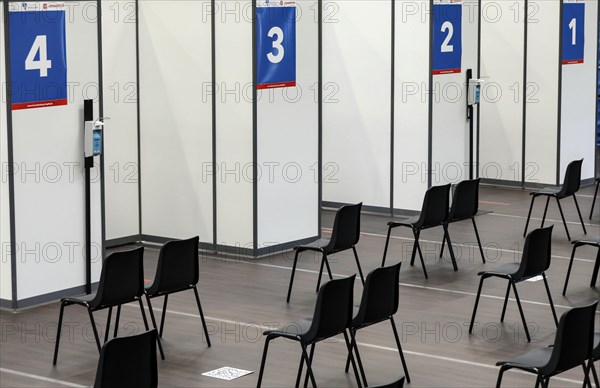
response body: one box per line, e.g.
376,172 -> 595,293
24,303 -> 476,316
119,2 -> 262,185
25,35 -> 52,77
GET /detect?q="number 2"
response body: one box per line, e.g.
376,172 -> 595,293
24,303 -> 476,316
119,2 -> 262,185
441,21 -> 454,53
568,18 -> 576,45
25,35 -> 52,77
267,26 -> 284,64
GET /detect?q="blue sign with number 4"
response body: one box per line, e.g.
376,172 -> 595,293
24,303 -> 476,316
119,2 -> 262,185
562,2 -> 585,64
256,4 -> 296,89
9,2 -> 67,110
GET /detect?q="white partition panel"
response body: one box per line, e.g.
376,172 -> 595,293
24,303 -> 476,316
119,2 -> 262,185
11,2 -> 102,300
322,0 -> 391,208
432,0 -> 479,185
560,0 -> 598,181
138,1 -> 213,242
102,0 -> 139,240
0,0 -> 12,302
479,0 -> 525,182
215,0 -> 254,248
524,0 -> 560,185
257,0 -> 319,247
394,0 -> 430,211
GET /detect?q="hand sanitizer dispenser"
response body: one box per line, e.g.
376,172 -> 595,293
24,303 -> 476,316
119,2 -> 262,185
468,79 -> 484,106
84,119 -> 104,158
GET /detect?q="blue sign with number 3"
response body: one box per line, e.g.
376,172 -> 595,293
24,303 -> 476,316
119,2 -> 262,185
432,3 -> 462,75
562,2 -> 585,65
256,5 -> 296,89
9,3 -> 67,110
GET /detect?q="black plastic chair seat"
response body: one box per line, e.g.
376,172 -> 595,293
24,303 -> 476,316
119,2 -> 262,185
295,238 -> 332,253
478,263 -> 520,278
531,187 -> 562,197
145,282 -> 193,297
496,347 -> 553,372
61,294 -> 97,307
572,235 -> 600,246
388,216 -> 420,228
264,319 -> 313,340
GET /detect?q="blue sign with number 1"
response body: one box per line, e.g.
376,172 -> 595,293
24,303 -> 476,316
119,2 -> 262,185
9,2 -> 67,110
256,5 -> 296,89
562,2 -> 585,64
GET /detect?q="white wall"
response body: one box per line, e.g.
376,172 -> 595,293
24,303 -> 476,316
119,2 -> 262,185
0,0 -> 12,302
479,0 -> 525,182
560,0 -> 598,181
257,0 -> 319,246
394,0 -> 430,211
215,0 -> 254,249
323,0 -> 392,209
524,0 -> 560,185
138,0 -> 213,242
11,2 -> 102,300
432,0 -> 479,185
102,0 -> 140,240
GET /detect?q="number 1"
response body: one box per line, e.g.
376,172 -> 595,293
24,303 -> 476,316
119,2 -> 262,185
568,18 -> 576,45
25,35 -> 52,77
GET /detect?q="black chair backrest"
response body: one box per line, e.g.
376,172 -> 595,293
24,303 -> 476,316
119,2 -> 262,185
543,301 -> 597,375
354,263 -> 401,327
92,247 -> 145,309
371,377 -> 405,388
93,329 -> 158,388
328,203 -> 362,251
558,159 -> 583,197
416,184 -> 450,228
150,237 -> 200,295
449,179 -> 480,221
517,226 -> 553,279
302,275 -> 355,342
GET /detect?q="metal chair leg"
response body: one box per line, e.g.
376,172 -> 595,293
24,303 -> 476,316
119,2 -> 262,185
316,253 -> 327,292
590,359 -> 599,388
555,197 -> 571,241
542,273 -> 558,327
563,244 -> 578,295
104,306 -> 113,343
138,299 -> 150,331
287,250 -> 300,303
590,180 -> 599,220
495,365 -> 509,388
300,343 -> 317,388
534,373 -> 542,388
541,196 -> 550,228
52,301 -> 66,365
524,195 -> 536,237
391,317 -> 411,383
344,329 -> 368,387
443,223 -> 458,271
303,344 -> 316,388
573,194 -> 587,234
591,248 -> 600,287
413,230 -> 428,279
145,294 -> 165,360
469,276 -> 486,334
510,282 -> 531,342
472,217 -> 486,263
295,351 -> 305,388
192,285 -> 212,347
410,229 -> 419,266
382,225 -> 394,267
352,246 -> 365,285
113,305 -> 121,338
86,307 -> 102,352
500,281 -> 511,322
439,233 -> 446,258
159,294 -> 169,338
342,330 -> 363,388
256,337 -> 273,388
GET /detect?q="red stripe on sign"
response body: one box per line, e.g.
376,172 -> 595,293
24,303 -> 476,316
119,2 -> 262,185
256,81 -> 296,90
144,279 -> 151,283
562,59 -> 584,65
432,68 -> 461,75
12,99 -> 68,110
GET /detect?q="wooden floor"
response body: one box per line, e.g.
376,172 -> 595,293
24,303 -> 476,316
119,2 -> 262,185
1,184 -> 599,387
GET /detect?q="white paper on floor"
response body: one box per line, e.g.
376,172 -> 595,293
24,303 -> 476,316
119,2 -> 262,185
202,367 -> 254,381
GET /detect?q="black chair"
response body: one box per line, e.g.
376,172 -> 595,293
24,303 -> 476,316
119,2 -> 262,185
93,329 -> 158,388
495,302 -> 597,388
562,235 -> 600,295
257,275 -> 363,388
590,178 -> 599,220
382,184 -> 456,279
370,377 -> 405,388
469,227 -> 558,343
144,236 -> 211,360
345,263 -> 411,387
53,247 -> 151,365
524,159 -> 586,241
287,203 -> 365,303
587,333 -> 600,387
440,179 -> 485,263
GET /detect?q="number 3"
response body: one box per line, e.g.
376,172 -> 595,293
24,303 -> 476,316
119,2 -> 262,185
441,21 -> 454,53
267,26 -> 284,64
25,35 -> 52,77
